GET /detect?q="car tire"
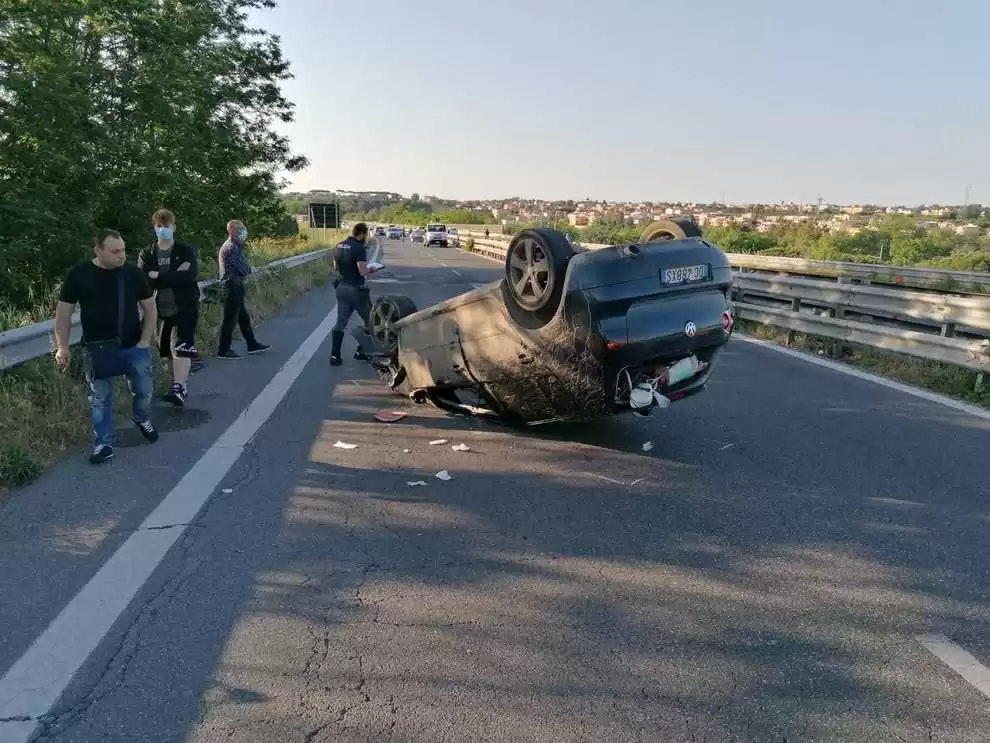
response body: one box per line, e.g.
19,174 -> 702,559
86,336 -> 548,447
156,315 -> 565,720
369,294 -> 418,357
504,228 -> 575,315
639,218 -> 703,243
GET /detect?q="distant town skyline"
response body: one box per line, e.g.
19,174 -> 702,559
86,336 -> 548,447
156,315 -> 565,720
285,188 -> 982,210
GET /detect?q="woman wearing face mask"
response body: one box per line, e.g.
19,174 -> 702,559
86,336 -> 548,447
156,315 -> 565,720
137,208 -> 201,407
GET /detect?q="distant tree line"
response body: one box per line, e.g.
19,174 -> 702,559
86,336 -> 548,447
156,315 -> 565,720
495,214 -> 990,271
281,191 -> 493,226
0,0 -> 306,315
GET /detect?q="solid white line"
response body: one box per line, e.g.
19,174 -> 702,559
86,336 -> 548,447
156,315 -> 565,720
450,269 -> 462,276
916,634 -> 990,699
735,333 -> 990,422
0,306 -> 340,741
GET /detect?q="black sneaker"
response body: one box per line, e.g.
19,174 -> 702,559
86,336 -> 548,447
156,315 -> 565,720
246,342 -> 271,354
133,418 -> 159,442
162,383 -> 186,407
89,445 -> 114,465
217,349 -> 241,360
174,342 -> 198,358
329,355 -> 342,366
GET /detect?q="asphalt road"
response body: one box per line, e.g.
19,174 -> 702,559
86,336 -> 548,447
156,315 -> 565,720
2,238 -> 990,742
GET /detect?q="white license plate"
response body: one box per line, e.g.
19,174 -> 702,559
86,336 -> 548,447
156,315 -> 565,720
662,264 -> 708,285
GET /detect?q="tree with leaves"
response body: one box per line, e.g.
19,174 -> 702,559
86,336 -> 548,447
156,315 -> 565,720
0,0 -> 306,314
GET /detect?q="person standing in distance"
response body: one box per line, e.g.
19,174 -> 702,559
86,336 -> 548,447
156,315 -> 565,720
329,222 -> 381,366
216,219 -> 270,359
137,208 -> 200,407
54,229 -> 160,465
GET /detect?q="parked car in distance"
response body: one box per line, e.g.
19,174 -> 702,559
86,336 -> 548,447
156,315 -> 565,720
425,223 -> 449,247
447,228 -> 461,248
386,226 -> 403,240
410,229 -> 424,243
374,226 -> 386,237
363,219 -> 735,426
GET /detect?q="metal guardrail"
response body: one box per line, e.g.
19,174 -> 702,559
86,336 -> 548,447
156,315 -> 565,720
728,253 -> 990,294
456,232 -> 990,374
0,246 -> 334,372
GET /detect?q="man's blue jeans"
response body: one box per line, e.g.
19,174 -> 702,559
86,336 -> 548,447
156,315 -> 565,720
87,346 -> 154,446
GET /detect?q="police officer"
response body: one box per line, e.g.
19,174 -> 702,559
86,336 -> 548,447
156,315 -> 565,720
330,222 -> 381,366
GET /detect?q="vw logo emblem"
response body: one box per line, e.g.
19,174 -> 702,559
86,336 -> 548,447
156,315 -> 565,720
684,321 -> 697,337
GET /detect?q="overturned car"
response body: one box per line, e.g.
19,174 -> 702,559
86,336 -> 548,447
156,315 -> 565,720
363,219 -> 735,426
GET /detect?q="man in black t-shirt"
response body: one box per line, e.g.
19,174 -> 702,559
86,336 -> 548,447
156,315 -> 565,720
54,228 -> 160,465
329,222 -> 381,366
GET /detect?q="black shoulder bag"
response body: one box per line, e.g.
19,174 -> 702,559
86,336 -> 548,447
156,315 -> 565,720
85,271 -> 131,380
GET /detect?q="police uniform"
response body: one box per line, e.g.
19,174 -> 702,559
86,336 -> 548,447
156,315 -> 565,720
330,235 -> 373,362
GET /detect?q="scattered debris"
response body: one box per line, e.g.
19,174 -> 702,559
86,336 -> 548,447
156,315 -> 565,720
641,441 -> 654,452
429,439 -> 448,445
403,449 -> 410,453
373,409 -> 408,423
221,488 -> 233,494
630,478 -> 647,486
720,443 -> 735,451
451,443 -> 471,452
435,470 -> 453,481
333,441 -> 357,450
406,481 -> 428,487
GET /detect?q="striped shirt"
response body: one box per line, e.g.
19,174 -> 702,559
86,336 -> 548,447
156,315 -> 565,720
218,238 -> 253,282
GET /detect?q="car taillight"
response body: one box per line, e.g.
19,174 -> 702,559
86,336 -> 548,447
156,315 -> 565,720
721,310 -> 734,334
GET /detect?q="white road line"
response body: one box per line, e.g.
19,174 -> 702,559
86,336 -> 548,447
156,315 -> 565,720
450,269 -> 462,276
735,334 -> 990,422
916,634 -> 990,699
0,307 -> 340,742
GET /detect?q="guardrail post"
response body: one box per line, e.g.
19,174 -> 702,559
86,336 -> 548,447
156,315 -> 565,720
827,278 -> 851,358
785,297 -> 801,347
940,322 -> 956,338
976,373 -> 985,393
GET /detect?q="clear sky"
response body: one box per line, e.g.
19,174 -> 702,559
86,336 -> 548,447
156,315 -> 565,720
249,0 -> 988,206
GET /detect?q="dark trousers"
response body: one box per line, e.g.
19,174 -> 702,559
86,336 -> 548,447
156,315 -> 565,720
332,283 -> 372,332
330,283 -> 372,357
218,282 -> 257,352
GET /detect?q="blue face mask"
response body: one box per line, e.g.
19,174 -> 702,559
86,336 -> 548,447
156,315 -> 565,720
155,226 -> 173,241
237,228 -> 248,242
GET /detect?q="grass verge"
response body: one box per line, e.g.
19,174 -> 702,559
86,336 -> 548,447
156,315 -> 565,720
0,254 -> 334,494
737,319 -> 990,408
0,234 -> 345,332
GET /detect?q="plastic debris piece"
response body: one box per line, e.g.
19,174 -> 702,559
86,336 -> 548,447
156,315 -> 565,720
403,449 -> 410,453
641,441 -> 654,452
373,409 -> 408,423
451,443 -> 471,452
221,488 -> 234,494
435,470 -> 453,481
406,481 -> 428,487
333,441 -> 357,449
429,439 -> 448,445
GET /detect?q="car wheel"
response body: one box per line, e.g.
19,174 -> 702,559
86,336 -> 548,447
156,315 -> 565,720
639,218 -> 703,243
369,294 -> 418,357
504,228 -> 574,314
